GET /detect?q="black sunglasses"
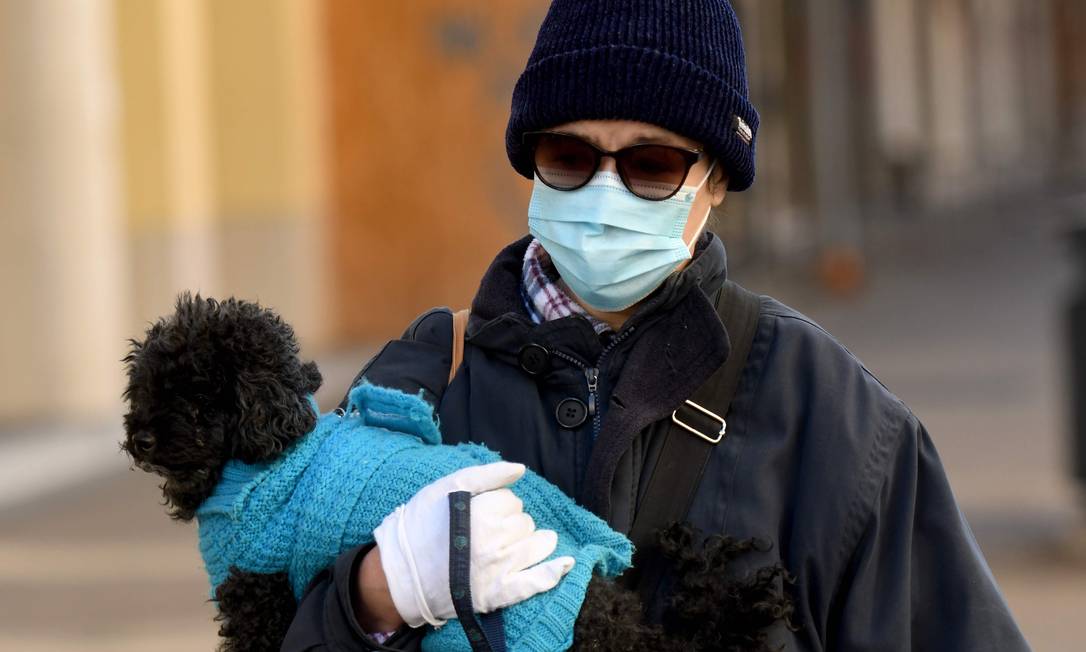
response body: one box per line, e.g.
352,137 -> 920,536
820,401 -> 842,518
522,131 -> 705,201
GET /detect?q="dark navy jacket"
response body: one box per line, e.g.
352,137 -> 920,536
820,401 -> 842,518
283,234 -> 1030,651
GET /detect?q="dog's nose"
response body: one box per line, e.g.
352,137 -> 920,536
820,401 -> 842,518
133,432 -> 156,454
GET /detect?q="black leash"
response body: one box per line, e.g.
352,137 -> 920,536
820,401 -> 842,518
448,490 -> 507,652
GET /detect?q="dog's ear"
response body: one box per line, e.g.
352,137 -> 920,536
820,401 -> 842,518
212,297 -> 323,462
300,360 -> 322,395
229,366 -> 318,462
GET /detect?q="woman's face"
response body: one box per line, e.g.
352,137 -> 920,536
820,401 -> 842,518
545,119 -> 729,253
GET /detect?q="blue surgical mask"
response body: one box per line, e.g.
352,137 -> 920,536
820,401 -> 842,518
528,162 -> 716,312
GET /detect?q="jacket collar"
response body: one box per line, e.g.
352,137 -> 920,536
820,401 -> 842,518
469,232 -> 730,331
467,232 -> 732,518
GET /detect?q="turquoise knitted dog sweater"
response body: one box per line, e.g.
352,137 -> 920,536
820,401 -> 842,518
195,382 -> 633,651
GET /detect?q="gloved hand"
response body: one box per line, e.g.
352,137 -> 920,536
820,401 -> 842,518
373,461 -> 575,628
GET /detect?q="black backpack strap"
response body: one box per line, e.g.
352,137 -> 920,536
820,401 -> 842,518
623,280 -> 762,597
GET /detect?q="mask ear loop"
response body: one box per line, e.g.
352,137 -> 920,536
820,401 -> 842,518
684,159 -> 718,250
681,159 -> 718,200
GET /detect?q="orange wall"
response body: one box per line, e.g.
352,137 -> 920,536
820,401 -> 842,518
324,0 -> 547,341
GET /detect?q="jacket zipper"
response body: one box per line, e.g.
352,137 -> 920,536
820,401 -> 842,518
550,325 -> 637,440
585,367 -> 598,417
589,326 -> 635,439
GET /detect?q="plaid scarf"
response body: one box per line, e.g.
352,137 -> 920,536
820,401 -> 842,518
521,239 -> 613,335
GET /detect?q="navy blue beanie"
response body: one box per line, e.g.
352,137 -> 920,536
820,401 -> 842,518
506,0 -> 760,191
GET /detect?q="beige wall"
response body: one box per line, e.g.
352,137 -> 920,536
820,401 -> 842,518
971,0 -> 1027,175
115,0 -> 330,353
0,0 -> 129,421
925,0 -> 977,205
0,0 -> 331,423
207,0 -> 330,348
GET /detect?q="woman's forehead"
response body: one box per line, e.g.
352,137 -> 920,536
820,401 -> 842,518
549,119 -> 701,151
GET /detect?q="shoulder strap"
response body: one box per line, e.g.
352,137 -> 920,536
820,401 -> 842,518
624,280 -> 762,594
448,309 -> 470,385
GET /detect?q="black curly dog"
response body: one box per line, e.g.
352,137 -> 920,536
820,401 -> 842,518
122,293 -> 793,651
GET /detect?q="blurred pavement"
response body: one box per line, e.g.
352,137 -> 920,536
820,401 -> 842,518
2,199 -> 1085,650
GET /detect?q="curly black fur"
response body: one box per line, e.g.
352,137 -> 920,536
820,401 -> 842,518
121,292 -> 322,520
213,568 -> 297,652
574,575 -> 675,651
659,522 -> 794,650
574,522 -> 794,651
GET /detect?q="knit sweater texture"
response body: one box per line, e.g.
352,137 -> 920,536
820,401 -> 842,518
195,382 -> 632,651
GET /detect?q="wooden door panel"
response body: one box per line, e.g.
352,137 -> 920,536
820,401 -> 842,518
323,0 -> 547,341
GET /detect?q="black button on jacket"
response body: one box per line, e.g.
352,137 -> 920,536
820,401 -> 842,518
283,234 -> 1030,651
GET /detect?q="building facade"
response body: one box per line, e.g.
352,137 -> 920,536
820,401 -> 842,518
1,0 -> 1084,422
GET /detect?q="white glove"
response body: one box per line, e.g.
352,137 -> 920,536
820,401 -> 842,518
373,461 -> 576,628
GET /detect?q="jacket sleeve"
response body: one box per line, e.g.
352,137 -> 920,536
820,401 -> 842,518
337,308 -> 454,412
281,543 -> 428,651
830,416 -> 1031,651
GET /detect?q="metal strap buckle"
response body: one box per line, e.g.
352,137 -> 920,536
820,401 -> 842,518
671,400 -> 727,444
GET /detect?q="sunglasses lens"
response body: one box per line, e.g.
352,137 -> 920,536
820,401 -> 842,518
532,134 -> 598,189
618,146 -> 691,200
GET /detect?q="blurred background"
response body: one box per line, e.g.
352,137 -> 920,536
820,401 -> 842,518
1,0 -> 1085,649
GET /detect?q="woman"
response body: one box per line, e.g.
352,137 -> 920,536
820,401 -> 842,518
284,1 -> 1029,650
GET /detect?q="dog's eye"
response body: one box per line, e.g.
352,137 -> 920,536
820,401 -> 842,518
133,432 -> 156,454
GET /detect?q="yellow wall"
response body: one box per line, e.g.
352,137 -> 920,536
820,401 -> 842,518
113,0 -> 330,352
207,1 -> 293,220
115,0 -> 169,230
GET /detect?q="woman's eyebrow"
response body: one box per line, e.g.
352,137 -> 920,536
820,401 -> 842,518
560,130 -> 606,148
568,130 -> 690,149
628,132 -> 687,147
630,131 -> 707,150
